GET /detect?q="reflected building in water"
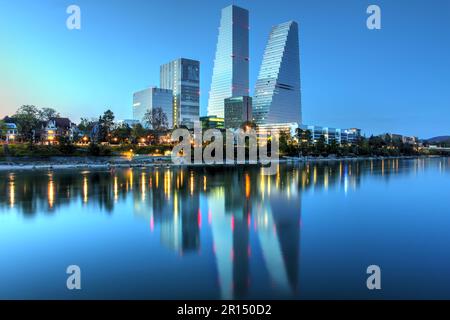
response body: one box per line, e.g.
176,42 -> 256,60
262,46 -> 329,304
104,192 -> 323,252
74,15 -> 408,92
1,158 -> 448,299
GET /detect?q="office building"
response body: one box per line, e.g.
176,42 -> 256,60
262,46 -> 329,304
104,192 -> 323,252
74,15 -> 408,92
161,58 -> 200,128
253,21 -> 301,125
133,87 -> 174,129
208,5 -> 249,118
224,96 -> 252,129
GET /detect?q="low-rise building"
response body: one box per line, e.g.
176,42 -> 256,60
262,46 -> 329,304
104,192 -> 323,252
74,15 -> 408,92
256,122 -> 299,138
200,116 -> 225,130
2,123 -> 18,142
224,96 -> 252,129
381,133 -> 418,145
301,125 -> 361,145
43,118 -> 76,143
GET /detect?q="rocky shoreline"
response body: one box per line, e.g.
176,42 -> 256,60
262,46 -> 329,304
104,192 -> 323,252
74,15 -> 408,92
0,155 -> 436,172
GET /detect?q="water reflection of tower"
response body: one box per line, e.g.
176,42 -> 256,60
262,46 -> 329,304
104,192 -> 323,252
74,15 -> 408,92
157,169 -> 201,254
209,169 -> 253,299
255,165 -> 301,297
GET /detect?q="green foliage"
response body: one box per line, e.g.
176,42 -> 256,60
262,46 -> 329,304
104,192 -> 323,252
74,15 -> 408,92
13,105 -> 41,142
87,143 -> 112,156
143,107 -> 168,132
38,107 -> 60,121
57,136 -> 76,155
1,144 -> 63,157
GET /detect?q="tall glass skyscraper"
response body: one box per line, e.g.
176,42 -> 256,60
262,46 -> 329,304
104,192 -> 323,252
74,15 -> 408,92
208,5 -> 249,118
160,58 -> 200,129
253,21 -> 302,126
133,87 -> 174,129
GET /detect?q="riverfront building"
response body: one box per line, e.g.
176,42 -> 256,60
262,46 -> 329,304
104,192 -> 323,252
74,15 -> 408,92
253,21 -> 302,126
224,96 -> 252,129
133,87 -> 174,129
301,125 -> 361,145
208,5 -> 249,118
161,58 -> 200,129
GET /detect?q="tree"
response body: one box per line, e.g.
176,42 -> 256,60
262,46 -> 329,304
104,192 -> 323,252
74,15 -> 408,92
13,105 -> 41,143
315,134 -> 326,154
279,131 -> 290,154
143,107 -> 168,132
39,107 -> 60,121
0,120 -> 7,140
112,123 -> 132,143
328,139 -> 339,155
296,128 -> 313,156
98,109 -> 115,142
131,123 -> 146,143
78,118 -> 96,136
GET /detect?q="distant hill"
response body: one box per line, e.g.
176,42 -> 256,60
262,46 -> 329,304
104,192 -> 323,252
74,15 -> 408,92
426,136 -> 450,144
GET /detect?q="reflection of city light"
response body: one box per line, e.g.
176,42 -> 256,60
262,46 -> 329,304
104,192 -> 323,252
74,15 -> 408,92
231,215 -> 235,231
174,192 -> 179,219
259,169 -> 265,198
164,170 -> 171,200
203,175 -> 207,192
141,172 -> 147,201
9,174 -> 15,208
155,171 -> 159,188
313,166 -> 317,185
208,210 -> 212,225
190,172 -> 194,196
129,169 -> 134,190
198,209 -> 202,228
276,165 -> 280,189
114,176 -> 118,202
150,214 -> 154,232
324,169 -> 329,190
83,176 -> 88,203
48,178 -> 55,208
301,171 -> 307,188
245,173 -> 250,199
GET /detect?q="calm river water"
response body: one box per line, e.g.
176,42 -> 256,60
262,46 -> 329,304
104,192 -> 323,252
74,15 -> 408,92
0,157 -> 449,299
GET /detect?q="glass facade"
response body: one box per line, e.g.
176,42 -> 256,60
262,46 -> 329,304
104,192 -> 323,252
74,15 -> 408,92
133,87 -> 174,129
253,21 -> 302,126
161,58 -> 200,128
208,5 -> 249,118
224,96 -> 252,129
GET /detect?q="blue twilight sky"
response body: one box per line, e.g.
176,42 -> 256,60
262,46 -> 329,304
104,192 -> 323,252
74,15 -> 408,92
0,0 -> 449,138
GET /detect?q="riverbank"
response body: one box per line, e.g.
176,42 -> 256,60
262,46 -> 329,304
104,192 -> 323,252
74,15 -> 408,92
0,155 -> 440,171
